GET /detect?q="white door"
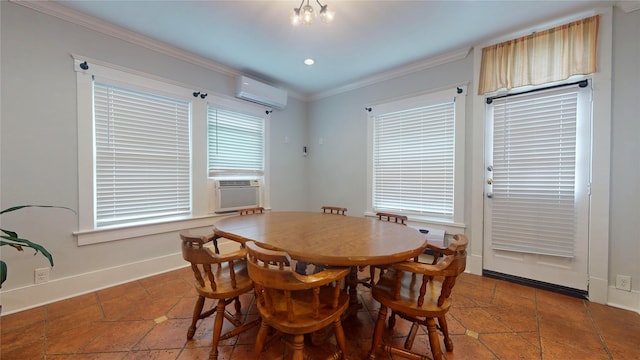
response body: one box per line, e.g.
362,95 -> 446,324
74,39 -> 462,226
483,83 -> 591,291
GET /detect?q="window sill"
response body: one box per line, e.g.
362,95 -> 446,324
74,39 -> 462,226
74,214 -> 229,245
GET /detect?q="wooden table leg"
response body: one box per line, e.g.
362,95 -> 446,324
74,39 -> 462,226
345,266 -> 363,317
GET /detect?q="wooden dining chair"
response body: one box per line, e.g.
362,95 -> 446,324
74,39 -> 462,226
321,205 -> 347,215
180,232 -> 260,360
361,212 -> 410,288
245,241 -> 350,360
238,206 -> 264,215
376,212 -> 408,224
367,234 -> 468,360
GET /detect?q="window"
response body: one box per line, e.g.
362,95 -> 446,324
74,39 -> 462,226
368,86 -> 466,225
75,58 -> 201,244
74,58 -> 271,244
93,82 -> 191,228
207,106 -> 265,177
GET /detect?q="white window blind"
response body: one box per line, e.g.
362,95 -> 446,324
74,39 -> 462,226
207,107 -> 264,176
94,82 -> 191,228
373,101 -> 455,216
489,85 -> 581,257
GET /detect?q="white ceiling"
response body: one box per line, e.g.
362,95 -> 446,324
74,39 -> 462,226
53,0 -> 623,97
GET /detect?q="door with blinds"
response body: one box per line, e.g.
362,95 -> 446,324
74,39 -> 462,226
483,83 -> 591,291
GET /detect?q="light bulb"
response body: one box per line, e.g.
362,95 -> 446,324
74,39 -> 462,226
301,4 -> 314,25
319,5 -> 334,24
290,8 -> 301,26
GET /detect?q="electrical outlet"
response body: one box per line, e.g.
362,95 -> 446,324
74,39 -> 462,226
35,267 -> 50,284
615,275 -> 631,291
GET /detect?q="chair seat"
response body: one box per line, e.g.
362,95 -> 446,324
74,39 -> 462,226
258,287 -> 349,334
373,269 -> 451,318
194,261 -> 253,299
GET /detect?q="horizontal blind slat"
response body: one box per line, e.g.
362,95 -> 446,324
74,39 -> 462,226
208,107 -> 265,173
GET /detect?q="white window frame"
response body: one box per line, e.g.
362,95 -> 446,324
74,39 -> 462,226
366,85 -> 466,229
205,95 -> 271,210
74,56 -> 216,245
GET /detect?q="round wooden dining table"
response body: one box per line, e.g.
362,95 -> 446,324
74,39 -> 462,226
213,211 -> 428,266
213,211 -> 429,314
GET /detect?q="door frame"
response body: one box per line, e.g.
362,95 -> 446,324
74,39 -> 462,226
468,7 -> 612,303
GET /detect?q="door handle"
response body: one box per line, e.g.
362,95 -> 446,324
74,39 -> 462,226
487,192 -> 493,198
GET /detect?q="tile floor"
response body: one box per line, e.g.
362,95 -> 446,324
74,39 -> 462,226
1,267 -> 639,359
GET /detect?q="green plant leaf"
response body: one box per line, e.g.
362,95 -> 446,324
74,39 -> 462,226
0,260 -> 7,288
0,235 -> 54,266
1,205 -> 75,215
0,205 -> 74,286
0,239 -> 25,251
1,228 -> 19,238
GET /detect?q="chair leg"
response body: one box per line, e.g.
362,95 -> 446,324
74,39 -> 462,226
290,334 -> 305,360
368,304 -> 388,359
426,317 -> 443,360
404,322 -> 419,350
253,320 -> 270,358
209,299 -> 227,360
233,295 -> 242,314
438,315 -> 453,352
333,318 -> 347,359
388,310 -> 397,329
188,296 -> 205,339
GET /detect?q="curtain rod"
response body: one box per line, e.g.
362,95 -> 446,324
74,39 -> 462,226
486,79 -> 588,104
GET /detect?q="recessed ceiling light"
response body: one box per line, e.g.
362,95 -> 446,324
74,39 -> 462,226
304,58 -> 315,66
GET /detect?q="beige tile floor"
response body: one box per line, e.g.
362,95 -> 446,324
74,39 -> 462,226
1,267 -> 639,359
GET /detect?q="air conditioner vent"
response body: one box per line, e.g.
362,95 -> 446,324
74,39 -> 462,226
236,76 -> 287,110
208,179 -> 262,213
218,179 -> 253,187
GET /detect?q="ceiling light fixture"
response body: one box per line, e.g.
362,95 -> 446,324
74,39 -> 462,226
291,0 -> 335,26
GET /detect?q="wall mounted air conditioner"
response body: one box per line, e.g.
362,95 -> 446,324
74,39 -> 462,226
209,179 -> 261,213
236,76 -> 288,110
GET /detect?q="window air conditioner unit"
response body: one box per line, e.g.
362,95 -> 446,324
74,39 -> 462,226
209,179 -> 261,213
236,76 -> 287,110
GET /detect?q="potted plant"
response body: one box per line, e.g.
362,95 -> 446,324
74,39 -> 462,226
0,205 -> 75,288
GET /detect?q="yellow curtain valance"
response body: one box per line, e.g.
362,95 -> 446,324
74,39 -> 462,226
478,15 -> 599,95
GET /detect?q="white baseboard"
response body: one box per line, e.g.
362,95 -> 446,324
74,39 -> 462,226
607,286 -> 640,314
0,239 -> 243,315
588,276 -> 609,304
0,252 -> 183,315
467,253 -> 483,275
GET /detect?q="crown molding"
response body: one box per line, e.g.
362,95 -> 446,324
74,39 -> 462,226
310,47 -> 472,101
11,0 -> 469,102
616,1 -> 640,13
10,0 -> 240,78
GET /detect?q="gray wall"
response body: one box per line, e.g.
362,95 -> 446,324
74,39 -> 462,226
1,2 -> 638,313
610,7 -> 640,295
0,2 -> 308,304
